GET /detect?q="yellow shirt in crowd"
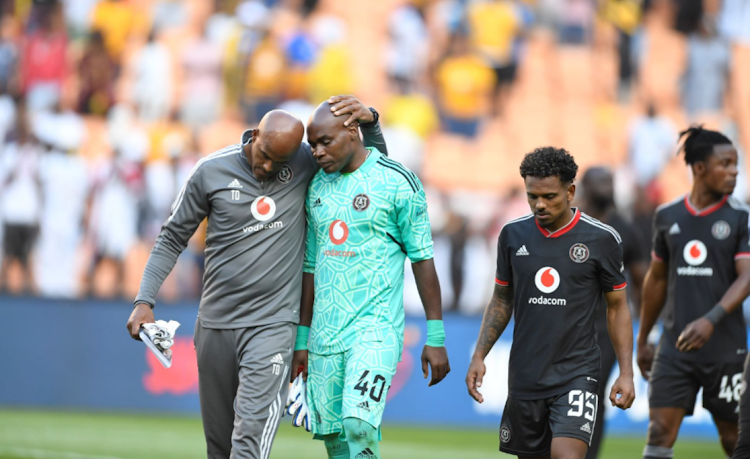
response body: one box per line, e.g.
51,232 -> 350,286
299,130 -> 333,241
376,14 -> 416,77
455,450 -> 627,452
436,55 -> 496,119
468,0 -> 520,66
92,0 -> 148,58
385,94 -> 439,140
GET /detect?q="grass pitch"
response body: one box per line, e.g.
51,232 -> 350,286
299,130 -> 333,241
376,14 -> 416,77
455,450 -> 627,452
0,409 -> 723,458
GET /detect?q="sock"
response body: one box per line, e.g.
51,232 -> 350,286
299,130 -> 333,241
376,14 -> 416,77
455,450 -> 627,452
643,445 -> 673,459
323,433 -> 349,459
343,417 -> 380,459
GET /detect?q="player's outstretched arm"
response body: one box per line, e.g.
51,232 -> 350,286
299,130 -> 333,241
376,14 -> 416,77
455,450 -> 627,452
676,258 -> 750,353
412,258 -> 450,387
291,272 -> 314,382
466,284 -> 513,404
327,95 -> 388,156
605,289 -> 635,410
637,259 -> 668,380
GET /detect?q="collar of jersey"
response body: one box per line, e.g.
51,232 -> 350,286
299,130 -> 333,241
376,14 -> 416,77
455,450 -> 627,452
535,208 -> 581,238
340,147 -> 381,177
684,194 -> 728,217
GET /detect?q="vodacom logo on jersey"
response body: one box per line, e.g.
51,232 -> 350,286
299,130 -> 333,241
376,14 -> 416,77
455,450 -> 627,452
326,220 -> 356,257
679,240 -> 713,276
242,196 -> 283,234
530,267 -> 566,305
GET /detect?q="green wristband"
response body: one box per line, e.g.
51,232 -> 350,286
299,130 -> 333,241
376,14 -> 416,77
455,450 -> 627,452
295,326 -> 310,351
426,320 -> 445,347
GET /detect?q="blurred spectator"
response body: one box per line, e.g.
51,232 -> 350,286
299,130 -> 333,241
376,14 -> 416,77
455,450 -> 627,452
33,105 -> 89,298
435,33 -> 495,139
467,0 -> 523,116
307,15 -> 353,104
384,91 -> 438,141
718,0 -> 750,46
131,30 -> 172,122
600,0 -> 643,100
558,0 -> 594,45
0,106 -> 43,293
91,0 -> 148,61
0,15 -> 19,95
77,31 -> 116,116
180,24 -> 223,130
387,1 -> 429,94
283,26 -> 317,100
88,149 -> 143,298
241,31 -> 286,124
20,6 -> 66,111
673,0 -> 702,35
682,14 -> 730,119
61,0 -> 100,38
151,0 -> 188,34
627,103 -> 677,188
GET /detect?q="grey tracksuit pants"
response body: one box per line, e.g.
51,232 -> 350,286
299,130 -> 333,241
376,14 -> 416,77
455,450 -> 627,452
194,320 -> 294,459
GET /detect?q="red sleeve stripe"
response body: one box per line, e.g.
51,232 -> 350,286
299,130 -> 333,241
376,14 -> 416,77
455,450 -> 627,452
613,282 -> 627,291
651,251 -> 664,262
735,253 -> 750,259
495,278 -> 509,286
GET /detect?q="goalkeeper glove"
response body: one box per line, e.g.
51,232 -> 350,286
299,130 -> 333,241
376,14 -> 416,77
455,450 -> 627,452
285,374 -> 311,432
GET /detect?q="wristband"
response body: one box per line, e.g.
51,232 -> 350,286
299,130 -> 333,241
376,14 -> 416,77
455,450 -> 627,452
426,320 -> 445,347
704,304 -> 727,327
295,326 -> 310,351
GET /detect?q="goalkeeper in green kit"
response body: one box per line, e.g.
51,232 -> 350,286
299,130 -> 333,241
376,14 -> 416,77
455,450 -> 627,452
290,101 -> 450,459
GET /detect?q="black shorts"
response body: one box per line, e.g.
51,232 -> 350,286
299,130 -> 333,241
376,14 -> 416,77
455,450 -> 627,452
649,352 -> 744,422
493,63 -> 517,87
2,224 -> 38,264
499,383 -> 599,457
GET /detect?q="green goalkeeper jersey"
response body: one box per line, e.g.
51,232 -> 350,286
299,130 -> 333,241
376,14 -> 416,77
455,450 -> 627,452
303,148 -> 434,355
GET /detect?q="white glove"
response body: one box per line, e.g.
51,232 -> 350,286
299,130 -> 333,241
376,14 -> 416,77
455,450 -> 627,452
285,374 -> 311,432
142,320 -> 180,357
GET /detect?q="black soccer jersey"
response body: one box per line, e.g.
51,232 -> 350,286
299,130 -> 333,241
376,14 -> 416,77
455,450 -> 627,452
495,209 -> 627,399
652,195 -> 750,362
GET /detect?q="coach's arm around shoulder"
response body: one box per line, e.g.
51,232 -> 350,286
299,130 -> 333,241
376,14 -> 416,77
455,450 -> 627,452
127,162 -> 210,340
466,283 -> 513,404
605,288 -> 636,410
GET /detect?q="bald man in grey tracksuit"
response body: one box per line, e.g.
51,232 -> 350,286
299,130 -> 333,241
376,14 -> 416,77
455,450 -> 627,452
126,98 -> 386,459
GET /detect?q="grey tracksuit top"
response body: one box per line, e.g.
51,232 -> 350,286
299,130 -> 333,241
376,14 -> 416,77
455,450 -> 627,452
135,124 -> 387,328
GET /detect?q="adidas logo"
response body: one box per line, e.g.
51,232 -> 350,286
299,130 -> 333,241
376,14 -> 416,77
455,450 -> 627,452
270,353 -> 284,365
355,448 -> 376,459
357,401 -> 371,412
228,179 -> 243,188
312,198 -> 322,208
669,223 -> 680,235
580,422 -> 592,434
516,245 -> 530,256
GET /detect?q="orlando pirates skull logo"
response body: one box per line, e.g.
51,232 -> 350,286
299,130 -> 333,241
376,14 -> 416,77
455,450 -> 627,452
353,193 -> 370,212
569,243 -> 590,263
277,165 -> 293,184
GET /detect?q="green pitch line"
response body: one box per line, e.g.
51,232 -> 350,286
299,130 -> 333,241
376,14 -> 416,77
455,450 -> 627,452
0,409 -> 724,459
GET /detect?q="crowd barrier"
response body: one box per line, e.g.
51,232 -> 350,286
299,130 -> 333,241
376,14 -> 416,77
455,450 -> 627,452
0,297 -> 726,439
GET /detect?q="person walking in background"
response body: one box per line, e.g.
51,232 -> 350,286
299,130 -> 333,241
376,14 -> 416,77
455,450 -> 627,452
580,167 -> 648,459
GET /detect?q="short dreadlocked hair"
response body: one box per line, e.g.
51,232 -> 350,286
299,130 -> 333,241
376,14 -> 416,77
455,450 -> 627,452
520,147 -> 578,184
679,125 -> 733,165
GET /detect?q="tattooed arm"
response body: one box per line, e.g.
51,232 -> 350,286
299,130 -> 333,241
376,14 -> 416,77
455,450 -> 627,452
465,283 -> 514,403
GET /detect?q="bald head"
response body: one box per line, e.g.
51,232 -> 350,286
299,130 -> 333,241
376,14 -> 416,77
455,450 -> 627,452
246,110 -> 304,181
307,101 -> 363,174
257,110 -> 305,158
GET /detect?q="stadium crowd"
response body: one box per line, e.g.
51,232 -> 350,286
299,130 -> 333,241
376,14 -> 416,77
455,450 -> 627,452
0,0 -> 749,314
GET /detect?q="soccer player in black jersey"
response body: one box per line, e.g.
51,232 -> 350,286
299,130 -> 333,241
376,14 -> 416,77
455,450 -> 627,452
466,147 -> 636,459
638,127 -> 750,459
